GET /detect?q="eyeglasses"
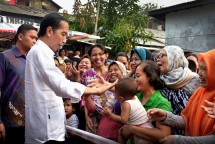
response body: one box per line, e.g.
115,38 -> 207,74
154,53 -> 167,61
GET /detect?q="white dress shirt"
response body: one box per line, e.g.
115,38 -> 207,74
25,40 -> 86,144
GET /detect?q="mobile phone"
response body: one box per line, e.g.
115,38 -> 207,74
73,61 -> 77,67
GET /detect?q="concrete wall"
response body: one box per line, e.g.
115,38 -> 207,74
165,4 -> 215,53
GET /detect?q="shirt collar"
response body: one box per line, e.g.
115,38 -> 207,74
144,91 -> 159,107
36,39 -> 55,56
12,46 -> 26,58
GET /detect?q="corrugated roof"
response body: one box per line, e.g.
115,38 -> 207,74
0,3 -> 54,18
149,0 -> 215,20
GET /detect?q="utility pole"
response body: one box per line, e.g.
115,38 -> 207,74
94,0 -> 100,35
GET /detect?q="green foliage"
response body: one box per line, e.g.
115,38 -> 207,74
140,2 -> 160,15
99,12 -> 153,56
71,0 -> 158,56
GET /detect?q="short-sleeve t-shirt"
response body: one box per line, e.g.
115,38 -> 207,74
136,90 -> 172,111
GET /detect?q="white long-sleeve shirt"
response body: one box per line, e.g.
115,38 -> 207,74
25,40 -> 86,144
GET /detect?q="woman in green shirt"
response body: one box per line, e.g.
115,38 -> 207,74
121,60 -> 172,143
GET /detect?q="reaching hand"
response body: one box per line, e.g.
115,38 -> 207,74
97,78 -> 118,95
0,123 -> 6,140
84,78 -> 118,95
201,97 -> 215,119
102,107 -> 112,117
147,108 -> 167,122
159,135 -> 174,144
85,115 -> 94,133
87,74 -> 109,88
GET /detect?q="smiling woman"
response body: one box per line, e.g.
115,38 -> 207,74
146,49 -> 215,144
156,46 -> 200,135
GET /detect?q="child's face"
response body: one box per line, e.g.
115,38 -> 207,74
64,100 -> 73,117
108,64 -> 123,82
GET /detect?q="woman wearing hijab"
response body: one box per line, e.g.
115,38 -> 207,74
148,49 -> 215,144
96,61 -> 127,141
128,47 -> 153,77
156,46 -> 200,115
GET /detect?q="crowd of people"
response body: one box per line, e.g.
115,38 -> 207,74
0,12 -> 215,144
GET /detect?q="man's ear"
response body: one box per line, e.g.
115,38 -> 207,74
46,26 -> 52,37
18,33 -> 23,41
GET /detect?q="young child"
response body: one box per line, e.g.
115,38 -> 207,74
103,77 -> 153,144
63,98 -> 79,143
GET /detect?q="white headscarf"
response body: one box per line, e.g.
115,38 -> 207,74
109,61 -> 127,78
160,46 -> 199,93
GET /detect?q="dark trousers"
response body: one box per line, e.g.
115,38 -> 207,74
0,127 -> 25,144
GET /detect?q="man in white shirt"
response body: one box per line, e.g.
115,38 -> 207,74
25,12 -> 116,144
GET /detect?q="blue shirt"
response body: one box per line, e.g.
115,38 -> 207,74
0,46 -> 26,127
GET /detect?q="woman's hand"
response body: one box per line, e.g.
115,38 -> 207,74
102,107 -> 112,117
85,115 -> 94,132
202,97 -> 215,118
159,135 -> 174,144
120,125 -> 133,138
147,108 -> 167,122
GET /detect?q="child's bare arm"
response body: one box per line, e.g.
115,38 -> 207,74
103,102 -> 130,124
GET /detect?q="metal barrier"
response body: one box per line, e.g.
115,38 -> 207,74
66,125 -> 118,144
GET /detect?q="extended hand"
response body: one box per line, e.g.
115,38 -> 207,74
147,108 -> 167,122
201,97 -> 215,119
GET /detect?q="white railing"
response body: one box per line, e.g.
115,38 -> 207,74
66,125 -> 118,144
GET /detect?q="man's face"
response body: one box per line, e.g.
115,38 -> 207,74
49,21 -> 69,52
20,30 -> 38,52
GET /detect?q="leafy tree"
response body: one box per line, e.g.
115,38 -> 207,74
70,0 -> 95,34
140,2 -> 160,15
97,0 -> 154,56
71,0 -> 158,56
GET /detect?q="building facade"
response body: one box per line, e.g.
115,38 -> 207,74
149,0 -> 215,53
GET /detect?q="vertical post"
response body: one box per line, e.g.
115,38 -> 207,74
94,0 -> 100,35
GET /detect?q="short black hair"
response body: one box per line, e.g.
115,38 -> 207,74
88,43 -> 105,56
188,59 -> 197,72
115,52 -> 129,62
64,58 -> 72,64
14,24 -> 37,44
58,49 -> 66,56
38,12 -> 67,37
186,53 -> 198,61
63,98 -> 78,113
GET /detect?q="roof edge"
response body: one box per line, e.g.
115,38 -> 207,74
149,0 -> 215,20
